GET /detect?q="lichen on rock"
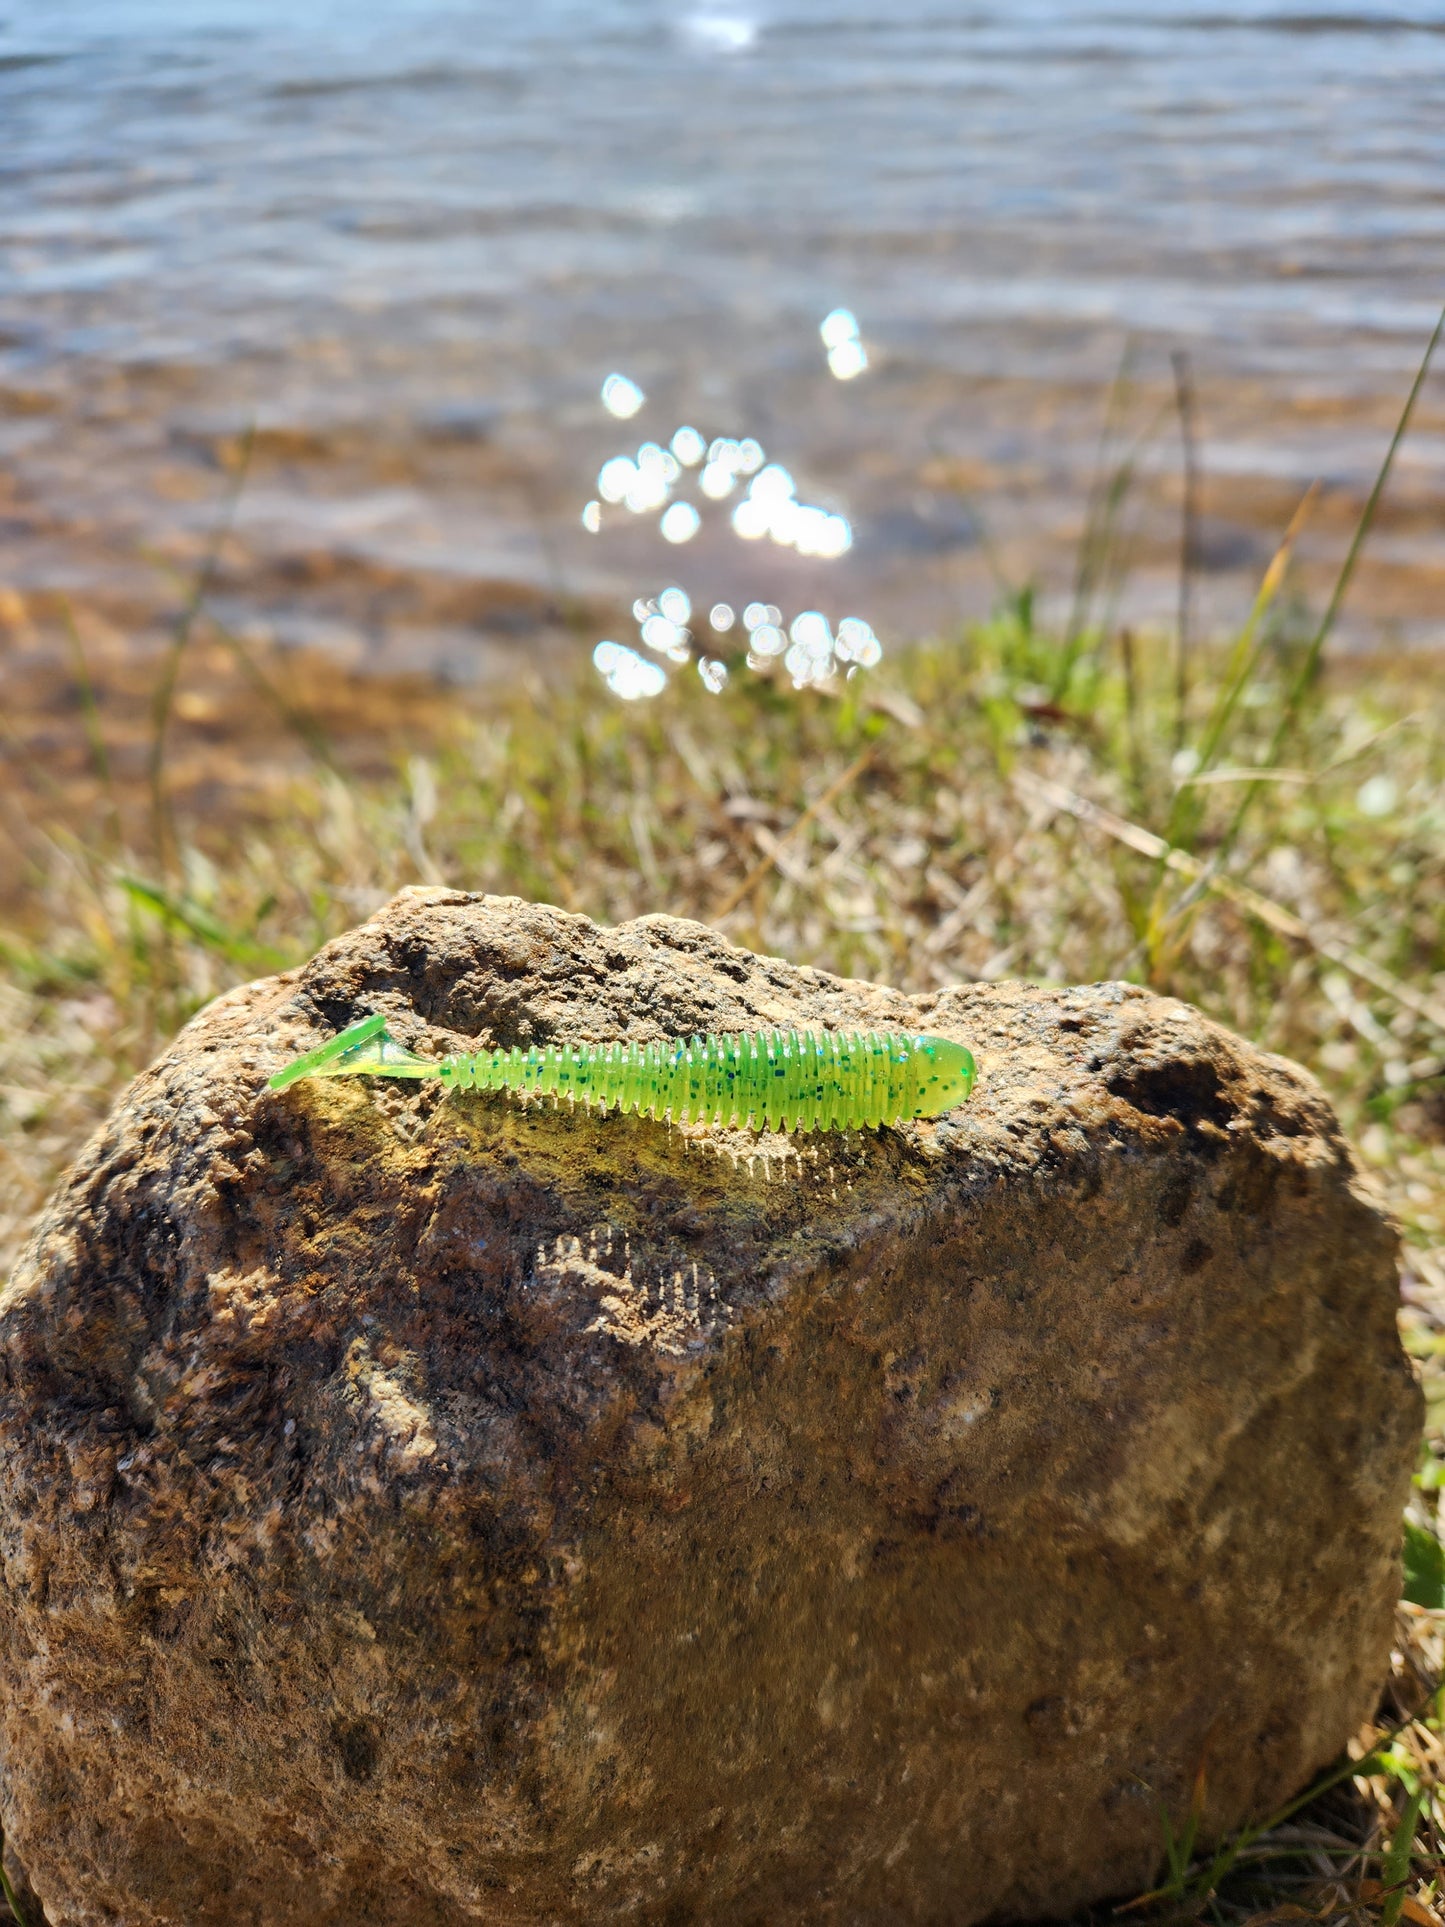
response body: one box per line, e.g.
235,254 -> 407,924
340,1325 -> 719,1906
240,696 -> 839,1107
0,889 -> 1421,1925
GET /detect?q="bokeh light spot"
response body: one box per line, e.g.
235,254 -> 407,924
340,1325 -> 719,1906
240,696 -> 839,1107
682,13 -> 757,54
827,339 -> 868,381
598,456 -> 637,503
789,610 -> 830,647
637,441 -> 680,482
671,425 -> 706,466
660,501 -> 702,543
766,499 -> 801,545
626,469 -> 671,514
750,464 -> 795,502
641,613 -> 689,660
601,373 -> 646,419
1357,774 -> 1398,817
820,308 -> 860,349
594,640 -> 667,700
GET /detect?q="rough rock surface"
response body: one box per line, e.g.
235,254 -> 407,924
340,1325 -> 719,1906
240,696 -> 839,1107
0,890 -> 1420,1926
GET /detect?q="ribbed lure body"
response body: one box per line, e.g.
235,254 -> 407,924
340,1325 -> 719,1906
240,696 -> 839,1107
269,1015 -> 976,1132
439,1028 -> 975,1131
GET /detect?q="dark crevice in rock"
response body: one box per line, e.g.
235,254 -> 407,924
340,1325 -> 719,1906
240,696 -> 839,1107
1106,1056 -> 1236,1133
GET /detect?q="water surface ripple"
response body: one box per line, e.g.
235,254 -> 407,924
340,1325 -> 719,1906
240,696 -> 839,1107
1,0 -> 1441,672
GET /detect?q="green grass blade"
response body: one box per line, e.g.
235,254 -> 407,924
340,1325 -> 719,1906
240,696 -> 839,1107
1402,1517 -> 1445,1609
1162,482 -> 1319,852
116,873 -> 291,971
0,1853 -> 27,1927
1380,1784 -> 1427,1927
1221,301 -> 1445,859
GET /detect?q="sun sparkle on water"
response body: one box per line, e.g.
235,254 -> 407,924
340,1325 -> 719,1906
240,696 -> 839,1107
600,372 -> 646,419
585,322 -> 884,701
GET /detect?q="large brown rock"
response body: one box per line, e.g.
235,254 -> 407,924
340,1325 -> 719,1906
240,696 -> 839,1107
0,890 -> 1420,1925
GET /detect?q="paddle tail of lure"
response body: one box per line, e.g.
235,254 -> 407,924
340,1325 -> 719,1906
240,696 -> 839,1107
269,1019 -> 976,1131
266,1013 -> 439,1091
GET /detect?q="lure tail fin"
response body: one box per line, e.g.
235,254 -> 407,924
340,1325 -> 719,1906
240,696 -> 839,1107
267,1013 -> 440,1091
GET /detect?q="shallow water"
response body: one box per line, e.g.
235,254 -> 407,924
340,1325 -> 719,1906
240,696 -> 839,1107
1,0 -> 1442,685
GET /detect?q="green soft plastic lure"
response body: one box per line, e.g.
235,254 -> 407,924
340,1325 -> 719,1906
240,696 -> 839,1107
268,1013 -> 976,1134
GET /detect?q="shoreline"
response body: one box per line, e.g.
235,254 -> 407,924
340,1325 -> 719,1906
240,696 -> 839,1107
4,354 -> 1443,714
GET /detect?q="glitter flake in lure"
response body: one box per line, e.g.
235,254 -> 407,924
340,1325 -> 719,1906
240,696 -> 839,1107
269,1014 -> 977,1133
